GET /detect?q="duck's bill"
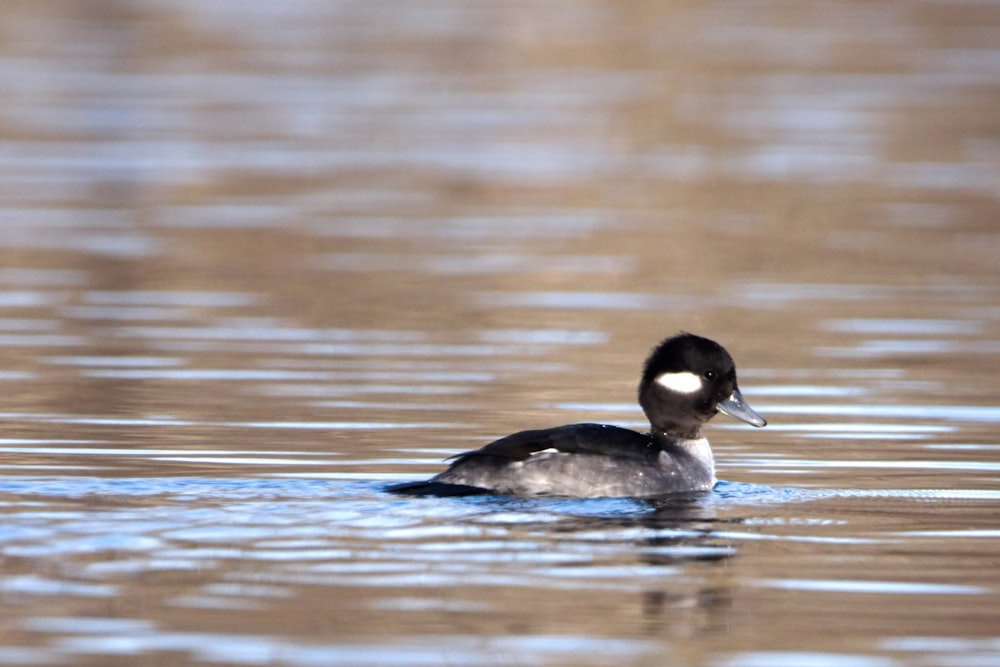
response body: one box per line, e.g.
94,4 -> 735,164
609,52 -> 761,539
717,388 -> 767,427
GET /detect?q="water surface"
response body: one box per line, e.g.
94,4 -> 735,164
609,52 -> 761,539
1,1 -> 999,666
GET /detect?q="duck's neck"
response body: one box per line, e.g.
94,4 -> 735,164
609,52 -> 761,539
651,424 -> 704,442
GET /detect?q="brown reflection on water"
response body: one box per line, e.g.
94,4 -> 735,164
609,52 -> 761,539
0,1 -> 999,666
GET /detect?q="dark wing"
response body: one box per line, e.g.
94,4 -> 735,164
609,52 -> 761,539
448,423 -> 656,465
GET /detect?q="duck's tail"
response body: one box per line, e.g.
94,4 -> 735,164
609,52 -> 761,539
385,480 -> 490,497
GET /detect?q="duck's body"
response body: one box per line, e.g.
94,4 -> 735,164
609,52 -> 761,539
427,424 -> 715,497
390,333 -> 765,498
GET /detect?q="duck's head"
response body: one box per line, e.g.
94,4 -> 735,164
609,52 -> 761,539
638,332 -> 766,439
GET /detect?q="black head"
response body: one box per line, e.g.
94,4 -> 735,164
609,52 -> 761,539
638,332 -> 766,438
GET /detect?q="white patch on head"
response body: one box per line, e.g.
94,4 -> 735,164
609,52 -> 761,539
654,371 -> 703,394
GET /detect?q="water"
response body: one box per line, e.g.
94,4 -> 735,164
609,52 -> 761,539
1,1 -> 999,665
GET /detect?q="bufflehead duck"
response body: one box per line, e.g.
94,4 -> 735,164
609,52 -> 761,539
389,333 -> 766,498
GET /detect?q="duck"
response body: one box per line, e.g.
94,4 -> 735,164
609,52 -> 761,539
388,332 -> 766,498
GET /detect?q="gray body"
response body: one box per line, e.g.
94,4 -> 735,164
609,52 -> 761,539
433,429 -> 714,497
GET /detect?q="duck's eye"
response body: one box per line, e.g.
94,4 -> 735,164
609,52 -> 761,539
703,369 -> 717,380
